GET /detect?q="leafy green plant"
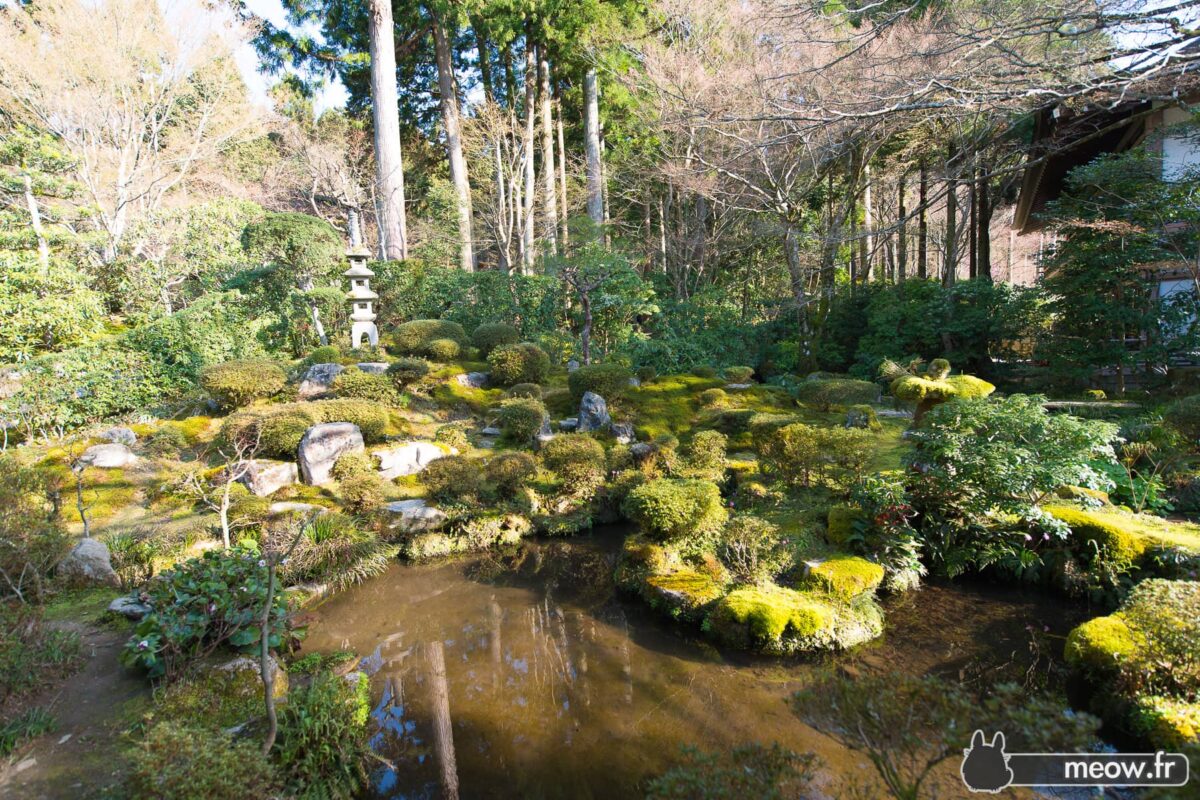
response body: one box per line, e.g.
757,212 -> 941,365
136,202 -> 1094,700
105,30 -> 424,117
485,451 -> 538,493
0,457 -> 71,603
506,382 -> 542,399
495,397 -> 548,443
420,455 -> 482,502
199,359 -> 287,410
284,513 -> 397,592
472,322 -> 520,357
540,433 -> 606,490
716,516 -> 790,585
0,707 -> 55,757
108,526 -> 164,590
723,366 -> 755,383
757,423 -> 872,488
623,478 -> 727,544
488,341 -> 551,385
793,377 -> 879,411
331,367 -> 401,405
568,363 -> 632,402
391,319 -> 468,356
275,670 -> 371,800
386,357 -> 431,389
129,720 -> 278,800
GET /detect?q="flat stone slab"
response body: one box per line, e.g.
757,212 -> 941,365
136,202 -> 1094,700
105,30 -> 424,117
375,441 -> 448,480
100,426 -> 137,446
481,426 -> 502,436
558,418 -> 579,432
268,501 -> 327,516
80,443 -> 137,469
356,362 -> 389,374
386,499 -> 448,533
108,595 -> 152,621
298,422 -> 364,485
298,363 -> 344,399
235,459 -> 298,497
725,383 -> 753,390
455,372 -> 489,389
876,409 -> 913,419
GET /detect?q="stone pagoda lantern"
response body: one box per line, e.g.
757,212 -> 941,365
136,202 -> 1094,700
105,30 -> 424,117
344,248 -> 379,348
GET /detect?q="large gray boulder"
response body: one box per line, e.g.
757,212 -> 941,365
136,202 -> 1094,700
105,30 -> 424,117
386,499 -> 448,533
108,594 -> 152,621
298,363 -> 344,399
235,460 -> 299,497
58,538 -> 118,586
375,441 -> 447,480
298,422 -> 364,485
80,443 -> 138,469
355,362 -> 389,375
100,426 -> 137,446
577,391 -> 611,433
455,371 -> 490,389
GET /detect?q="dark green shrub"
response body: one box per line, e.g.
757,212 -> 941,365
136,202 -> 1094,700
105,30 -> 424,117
757,423 -> 872,488
309,399 -> 388,442
488,342 -> 551,385
1166,394 -> 1200,443
699,388 -> 727,407
120,546 -> 291,679
472,322 -> 520,358
496,398 -> 547,443
199,359 -> 287,409
145,425 -> 189,457
793,377 -> 879,411
717,516 -> 790,585
283,513 -> 396,591
540,433 -> 606,488
724,366 -> 755,383
392,319 -> 468,356
386,357 -> 430,389
622,478 -> 728,543
645,743 -> 815,800
683,430 -> 728,482
129,721 -> 278,800
108,527 -> 165,590
506,382 -> 542,399
330,367 -> 400,405
568,363 -> 632,402
306,345 -> 341,366
257,410 -> 318,457
0,459 -> 75,603
420,455 -> 482,501
339,474 -> 386,514
636,366 -> 657,383
276,670 -> 371,800
692,366 -> 719,379
426,337 -> 462,362
485,451 -> 537,492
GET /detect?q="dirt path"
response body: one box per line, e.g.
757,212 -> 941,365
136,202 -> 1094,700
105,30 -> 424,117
0,622 -> 147,799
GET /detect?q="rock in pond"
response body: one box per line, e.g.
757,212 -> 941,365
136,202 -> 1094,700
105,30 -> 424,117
80,443 -> 137,469
298,363 -> 344,399
355,362 -> 389,374
58,538 -> 119,586
577,391 -> 611,433
386,499 -> 448,533
100,426 -> 137,446
455,371 -> 490,389
234,459 -> 298,497
108,594 -> 152,621
298,422 -> 364,485
375,441 -> 448,480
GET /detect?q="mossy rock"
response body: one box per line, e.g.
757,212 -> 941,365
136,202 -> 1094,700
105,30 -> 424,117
1055,485 -> 1112,504
643,569 -> 724,622
705,585 -> 882,654
826,504 -> 867,547
801,555 -> 885,601
1046,505 -> 1148,566
614,535 -> 678,591
1063,614 -> 1141,676
1129,696 -> 1200,749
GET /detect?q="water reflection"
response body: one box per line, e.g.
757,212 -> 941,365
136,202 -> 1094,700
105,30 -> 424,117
302,529 -> 1086,800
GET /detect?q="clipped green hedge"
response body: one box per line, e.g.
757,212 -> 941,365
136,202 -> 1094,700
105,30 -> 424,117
622,478 -> 727,543
472,322 -> 520,358
199,359 -> 287,410
488,342 -> 551,386
495,398 -> 547,443
794,377 -> 879,411
392,319 -> 468,357
568,363 -> 632,402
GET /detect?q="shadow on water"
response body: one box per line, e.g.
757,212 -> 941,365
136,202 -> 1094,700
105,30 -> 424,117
301,525 -> 1089,800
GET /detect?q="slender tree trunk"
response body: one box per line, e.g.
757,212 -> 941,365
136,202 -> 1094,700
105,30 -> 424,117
474,24 -> 494,103
555,86 -> 569,250
862,163 -> 873,281
848,194 -> 858,291
978,165 -> 991,282
583,66 -> 604,228
260,558 -> 279,755
502,43 -> 517,108
580,292 -> 593,364
944,144 -> 957,287
538,53 -> 558,255
368,0 -> 408,260
897,172 -> 907,282
968,161 -> 978,279
918,158 -> 928,279
521,36 -> 537,270
23,173 -> 50,271
433,17 -> 474,271
426,641 -> 461,800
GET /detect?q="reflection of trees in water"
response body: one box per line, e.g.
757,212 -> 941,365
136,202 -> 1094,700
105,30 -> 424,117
464,540 -> 618,611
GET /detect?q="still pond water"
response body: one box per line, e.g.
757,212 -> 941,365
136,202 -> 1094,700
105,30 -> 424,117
301,526 -> 1089,799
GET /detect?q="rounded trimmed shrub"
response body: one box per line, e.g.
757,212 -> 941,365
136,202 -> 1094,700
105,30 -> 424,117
305,345 -> 341,366
506,382 -> 542,400
331,367 -> 400,405
926,358 -> 951,380
472,322 -> 520,358
420,455 -> 481,501
330,451 -> 373,482
1064,614 -> 1140,676
309,399 -> 388,442
635,366 -> 657,383
199,359 -> 287,410
691,366 -> 719,379
568,363 -> 633,402
485,451 -> 537,492
426,337 -> 462,362
220,407 -> 318,458
540,433 -> 606,487
339,472 -> 386,513
794,377 -> 880,411
392,319 -> 468,356
495,398 -> 547,443
488,342 -> 551,386
723,366 -> 755,383
699,388 -> 727,407
386,357 -> 430,389
622,478 -> 728,543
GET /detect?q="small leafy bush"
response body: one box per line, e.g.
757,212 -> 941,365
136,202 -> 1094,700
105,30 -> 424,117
108,527 -> 165,590
284,513 -> 397,591
309,399 -> 388,442
496,398 -> 547,443
636,366 -> 657,383
1165,394 -> 1200,443
723,366 -> 755,383
622,478 -> 727,544
199,359 -> 287,410
472,322 -> 520,358
692,366 -> 719,379
339,473 -> 387,514
682,430 -> 728,482
392,319 -> 468,356
305,345 -> 342,366
276,670 -> 371,800
699,388 -> 727,407
488,342 -> 551,386
717,516 -> 790,585
0,458 -> 72,603
121,546 -> 291,679
426,337 -> 462,362
485,451 -> 537,492
331,367 -> 401,405
794,377 -> 879,411
386,357 -> 431,389
330,452 -> 373,482
568,363 -> 632,402
757,423 -> 872,488
145,425 -> 189,456
420,455 -> 482,501
506,382 -> 542,399
540,433 -> 606,489
129,721 -> 278,800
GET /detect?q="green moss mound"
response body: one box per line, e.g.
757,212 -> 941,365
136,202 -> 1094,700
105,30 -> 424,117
1046,505 -> 1149,566
199,359 -> 286,410
1063,614 -> 1141,675
1055,485 -> 1111,504
568,363 -> 632,402
1130,696 -> 1200,749
643,569 -> 724,621
487,342 -> 551,386
801,555 -> 885,600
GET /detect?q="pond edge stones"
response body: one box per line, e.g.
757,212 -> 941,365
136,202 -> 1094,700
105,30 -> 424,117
298,422 -> 364,485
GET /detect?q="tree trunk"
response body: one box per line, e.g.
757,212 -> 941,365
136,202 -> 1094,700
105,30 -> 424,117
538,53 -> 558,255
968,161 -> 978,279
433,17 -> 474,272
426,641 -> 460,800
368,0 -> 408,260
580,291 -> 593,365
260,560 -> 278,755
862,162 -> 873,281
555,86 -> 569,250
583,67 -> 604,228
944,144 -> 957,287
978,165 -> 991,282
219,480 -> 232,550
474,24 -> 494,103
897,172 -> 907,282
521,36 -> 537,271
918,158 -> 928,280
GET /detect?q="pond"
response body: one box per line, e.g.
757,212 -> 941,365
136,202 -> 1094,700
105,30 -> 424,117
300,526 -> 1091,799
